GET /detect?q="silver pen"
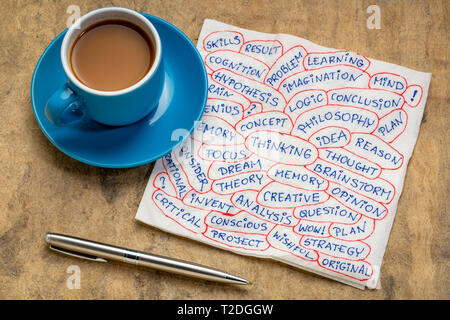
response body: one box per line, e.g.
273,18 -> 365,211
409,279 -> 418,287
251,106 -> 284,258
45,232 -> 250,285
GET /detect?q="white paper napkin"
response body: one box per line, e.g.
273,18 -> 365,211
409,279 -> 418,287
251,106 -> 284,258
136,19 -> 431,289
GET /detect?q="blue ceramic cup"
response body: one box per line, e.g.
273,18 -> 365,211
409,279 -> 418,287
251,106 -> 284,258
45,7 -> 164,126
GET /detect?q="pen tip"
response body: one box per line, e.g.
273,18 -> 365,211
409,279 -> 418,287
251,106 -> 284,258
226,275 -> 251,285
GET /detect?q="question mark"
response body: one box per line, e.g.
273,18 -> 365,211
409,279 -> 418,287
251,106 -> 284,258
159,176 -> 166,189
247,103 -> 257,115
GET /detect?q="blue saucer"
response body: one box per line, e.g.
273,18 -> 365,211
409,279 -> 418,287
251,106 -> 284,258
31,14 -> 207,168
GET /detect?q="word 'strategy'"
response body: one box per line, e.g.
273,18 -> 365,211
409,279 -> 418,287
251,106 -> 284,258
137,19 -> 431,289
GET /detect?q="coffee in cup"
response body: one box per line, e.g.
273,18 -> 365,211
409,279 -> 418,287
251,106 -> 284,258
70,19 -> 155,91
45,7 -> 164,127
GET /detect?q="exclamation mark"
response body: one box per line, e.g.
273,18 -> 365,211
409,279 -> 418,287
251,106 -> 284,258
411,90 -> 418,102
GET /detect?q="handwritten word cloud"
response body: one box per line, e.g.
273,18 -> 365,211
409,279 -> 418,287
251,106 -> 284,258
137,19 -> 431,289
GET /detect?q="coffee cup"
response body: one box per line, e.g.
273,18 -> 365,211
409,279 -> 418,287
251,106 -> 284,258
45,7 -> 164,126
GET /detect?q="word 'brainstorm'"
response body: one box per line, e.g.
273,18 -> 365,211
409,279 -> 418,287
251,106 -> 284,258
149,27 -> 424,286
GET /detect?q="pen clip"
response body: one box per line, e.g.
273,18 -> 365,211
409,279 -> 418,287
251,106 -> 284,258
49,245 -> 108,263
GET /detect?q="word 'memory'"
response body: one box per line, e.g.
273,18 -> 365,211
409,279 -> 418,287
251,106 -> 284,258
269,165 -> 327,190
195,118 -> 239,144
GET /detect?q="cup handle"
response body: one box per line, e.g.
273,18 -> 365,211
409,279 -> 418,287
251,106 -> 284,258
45,83 -> 86,126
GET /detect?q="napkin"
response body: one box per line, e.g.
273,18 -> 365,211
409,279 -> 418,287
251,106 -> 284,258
136,19 -> 431,289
